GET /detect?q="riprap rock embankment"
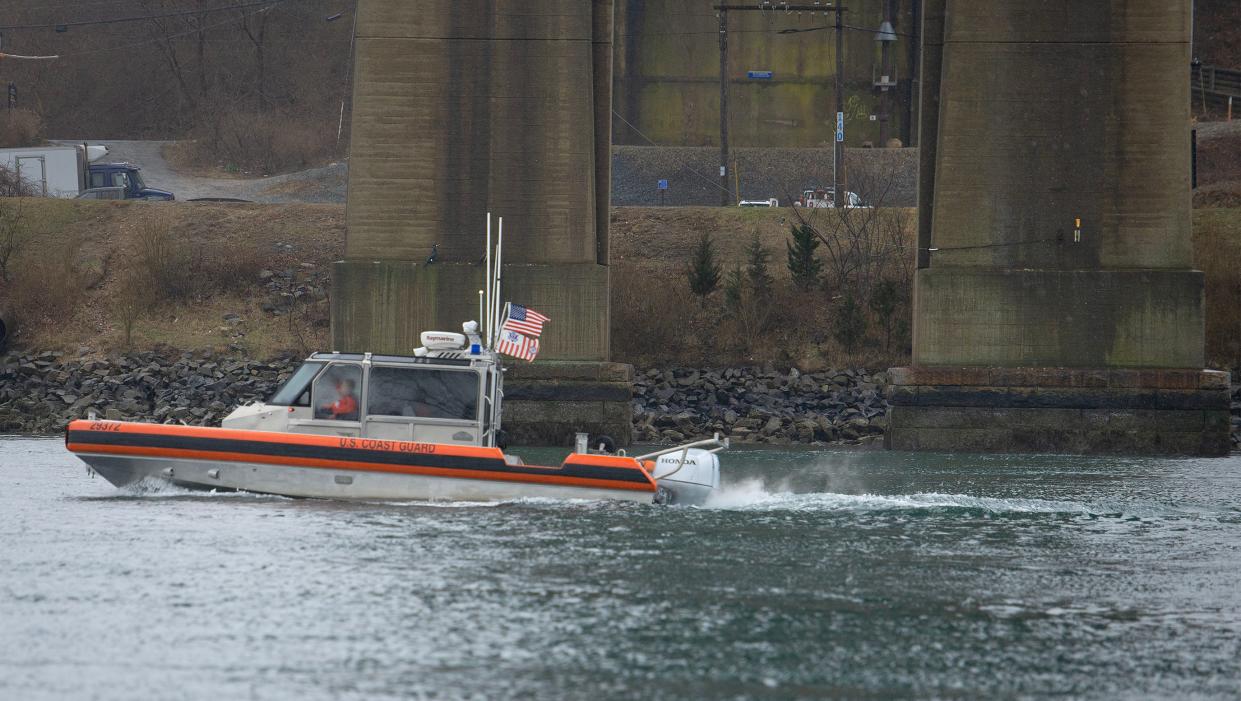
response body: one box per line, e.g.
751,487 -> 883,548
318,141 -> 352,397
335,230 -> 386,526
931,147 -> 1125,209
4,351 -> 1238,451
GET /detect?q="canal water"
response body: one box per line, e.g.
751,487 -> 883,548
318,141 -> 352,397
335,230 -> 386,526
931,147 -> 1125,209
3,438 -> 1240,700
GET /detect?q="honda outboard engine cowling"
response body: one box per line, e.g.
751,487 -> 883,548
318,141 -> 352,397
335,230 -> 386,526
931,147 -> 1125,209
653,449 -> 720,505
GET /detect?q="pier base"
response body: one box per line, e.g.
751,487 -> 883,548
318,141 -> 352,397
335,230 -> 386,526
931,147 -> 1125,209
503,362 -> 633,447
885,367 -> 1232,456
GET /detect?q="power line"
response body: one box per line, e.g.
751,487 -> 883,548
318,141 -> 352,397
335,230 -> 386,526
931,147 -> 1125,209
0,52 -> 59,61
54,0 -> 291,59
0,0 -> 292,32
611,109 -> 735,199
842,23 -> 916,39
927,236 -> 1064,253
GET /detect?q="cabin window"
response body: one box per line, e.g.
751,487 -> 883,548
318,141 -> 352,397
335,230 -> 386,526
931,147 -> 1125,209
312,364 -> 362,421
366,367 -> 479,421
89,172 -> 107,189
267,362 -> 323,407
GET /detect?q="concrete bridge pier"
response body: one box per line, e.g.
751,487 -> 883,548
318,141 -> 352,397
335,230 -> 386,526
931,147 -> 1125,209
331,0 -> 631,446
887,0 -> 1231,456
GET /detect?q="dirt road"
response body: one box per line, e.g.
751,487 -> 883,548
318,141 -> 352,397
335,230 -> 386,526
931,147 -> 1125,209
54,140 -> 348,204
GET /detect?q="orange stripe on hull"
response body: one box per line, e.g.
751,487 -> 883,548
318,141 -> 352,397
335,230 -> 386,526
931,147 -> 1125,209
67,434 -> 658,494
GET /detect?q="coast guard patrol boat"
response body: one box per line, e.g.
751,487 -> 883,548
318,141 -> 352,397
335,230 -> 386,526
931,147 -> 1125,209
65,216 -> 725,504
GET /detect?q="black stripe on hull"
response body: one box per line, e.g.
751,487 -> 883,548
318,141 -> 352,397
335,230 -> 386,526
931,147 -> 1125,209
66,430 -> 653,486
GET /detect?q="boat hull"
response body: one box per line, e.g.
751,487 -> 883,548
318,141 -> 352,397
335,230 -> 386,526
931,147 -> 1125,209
66,420 -> 658,503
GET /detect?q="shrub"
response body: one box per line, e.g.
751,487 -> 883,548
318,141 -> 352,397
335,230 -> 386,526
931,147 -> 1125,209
134,215 -> 194,301
869,278 -> 903,350
686,231 -> 722,298
786,223 -> 822,291
612,269 -> 695,363
0,198 -> 30,281
170,108 -> 338,176
722,257 -> 773,351
2,242 -> 83,338
722,265 -> 741,313
132,213 -> 268,304
112,268 -> 150,348
833,293 -> 867,352
198,240 -> 266,293
0,165 -> 37,197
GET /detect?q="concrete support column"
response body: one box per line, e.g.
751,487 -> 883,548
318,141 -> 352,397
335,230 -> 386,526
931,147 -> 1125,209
334,1 -> 629,445
890,0 -> 1230,456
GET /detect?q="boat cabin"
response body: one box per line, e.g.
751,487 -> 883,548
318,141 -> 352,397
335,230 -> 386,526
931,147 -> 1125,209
223,348 -> 504,448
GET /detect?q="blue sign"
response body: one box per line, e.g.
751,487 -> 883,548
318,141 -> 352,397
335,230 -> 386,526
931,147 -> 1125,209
835,111 -> 845,142
658,179 -> 669,190
747,70 -> 774,80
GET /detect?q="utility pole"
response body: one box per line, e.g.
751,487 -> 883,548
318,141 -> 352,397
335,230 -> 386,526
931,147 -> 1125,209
876,0 -> 899,147
833,6 -> 845,207
718,9 -> 731,207
714,4 -> 848,207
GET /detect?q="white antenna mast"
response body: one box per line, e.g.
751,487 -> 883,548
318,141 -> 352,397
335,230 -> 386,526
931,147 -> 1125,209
492,217 -> 504,340
484,212 -> 493,347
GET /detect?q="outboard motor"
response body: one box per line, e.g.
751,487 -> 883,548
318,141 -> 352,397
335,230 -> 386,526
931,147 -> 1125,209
653,448 -> 720,505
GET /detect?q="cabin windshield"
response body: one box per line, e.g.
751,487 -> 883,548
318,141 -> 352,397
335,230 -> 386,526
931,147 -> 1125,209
366,366 -> 479,421
267,362 -> 323,406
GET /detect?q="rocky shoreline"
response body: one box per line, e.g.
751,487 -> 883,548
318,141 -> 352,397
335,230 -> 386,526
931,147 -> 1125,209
632,366 -> 891,447
2,350 -> 1239,451
0,351 -> 294,434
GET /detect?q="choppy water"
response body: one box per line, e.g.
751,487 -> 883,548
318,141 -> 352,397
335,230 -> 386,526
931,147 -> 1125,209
3,438 -> 1241,700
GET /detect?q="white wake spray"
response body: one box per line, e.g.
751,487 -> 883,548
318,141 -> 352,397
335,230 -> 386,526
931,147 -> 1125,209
703,478 -> 1093,515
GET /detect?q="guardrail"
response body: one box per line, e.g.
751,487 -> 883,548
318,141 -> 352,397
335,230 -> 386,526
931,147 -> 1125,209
1191,65 -> 1241,111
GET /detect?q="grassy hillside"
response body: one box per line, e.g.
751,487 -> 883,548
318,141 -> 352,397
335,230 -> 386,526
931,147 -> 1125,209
0,200 -> 342,357
1,200 -> 1238,371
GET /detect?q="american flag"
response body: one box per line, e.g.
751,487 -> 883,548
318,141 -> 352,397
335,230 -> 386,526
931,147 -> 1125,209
495,328 -> 540,362
502,303 -> 549,337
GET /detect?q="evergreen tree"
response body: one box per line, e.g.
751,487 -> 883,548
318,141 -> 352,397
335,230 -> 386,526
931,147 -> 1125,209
785,224 -> 822,291
744,232 -> 773,299
834,293 -> 868,352
685,231 -> 722,298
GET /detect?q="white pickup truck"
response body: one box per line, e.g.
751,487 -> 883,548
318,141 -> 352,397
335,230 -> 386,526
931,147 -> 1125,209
794,187 -> 867,208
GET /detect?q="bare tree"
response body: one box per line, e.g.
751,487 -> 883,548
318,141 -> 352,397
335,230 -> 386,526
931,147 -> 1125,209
238,6 -> 275,112
782,154 -> 913,303
0,194 -> 30,282
113,268 -> 150,348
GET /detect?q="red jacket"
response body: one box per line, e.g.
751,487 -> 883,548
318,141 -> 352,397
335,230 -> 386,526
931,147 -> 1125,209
326,394 -> 358,419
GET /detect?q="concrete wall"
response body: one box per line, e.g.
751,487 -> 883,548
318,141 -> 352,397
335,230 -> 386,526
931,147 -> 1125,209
339,0 -> 614,362
348,0 -> 611,266
913,269 -> 1205,368
927,2 -> 1192,271
613,0 -> 917,148
913,0 -> 1202,369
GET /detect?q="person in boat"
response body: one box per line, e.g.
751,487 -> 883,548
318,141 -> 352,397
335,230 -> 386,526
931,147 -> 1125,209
319,378 -> 360,421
